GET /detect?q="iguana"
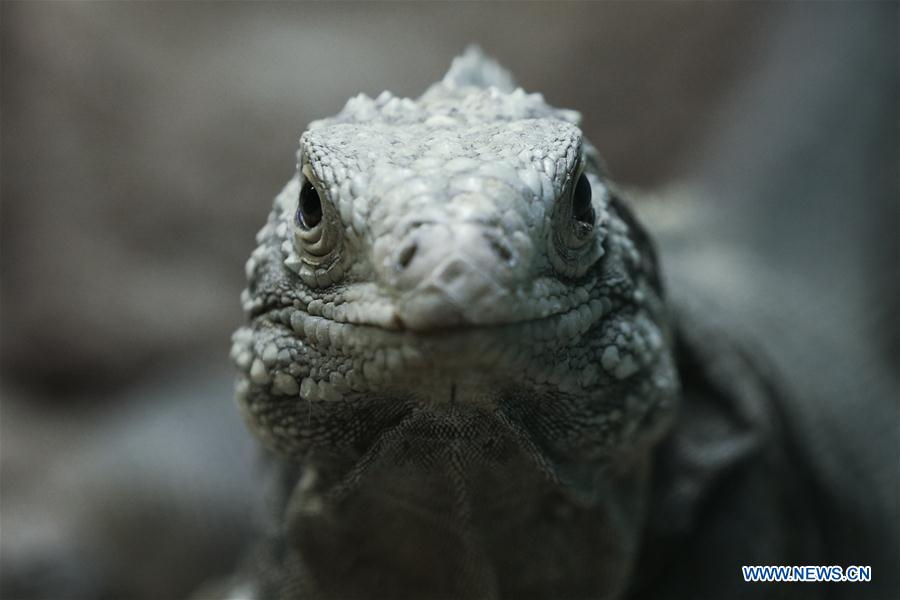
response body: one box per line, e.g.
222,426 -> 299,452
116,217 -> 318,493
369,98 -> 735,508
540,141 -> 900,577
225,48 -> 898,599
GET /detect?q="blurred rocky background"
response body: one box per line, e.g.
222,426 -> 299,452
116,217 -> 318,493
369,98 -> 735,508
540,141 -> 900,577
1,2 -> 896,599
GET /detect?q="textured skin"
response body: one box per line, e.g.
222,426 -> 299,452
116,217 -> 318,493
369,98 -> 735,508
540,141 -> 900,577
227,49 -> 897,599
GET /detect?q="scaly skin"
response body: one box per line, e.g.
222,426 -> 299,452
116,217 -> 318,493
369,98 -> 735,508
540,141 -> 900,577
230,48 -> 678,599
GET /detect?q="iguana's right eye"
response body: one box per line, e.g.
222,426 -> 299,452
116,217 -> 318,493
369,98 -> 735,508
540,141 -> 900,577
288,172 -> 346,287
297,181 -> 323,229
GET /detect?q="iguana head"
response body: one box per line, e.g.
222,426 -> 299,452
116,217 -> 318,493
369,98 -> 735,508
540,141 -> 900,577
231,49 -> 678,472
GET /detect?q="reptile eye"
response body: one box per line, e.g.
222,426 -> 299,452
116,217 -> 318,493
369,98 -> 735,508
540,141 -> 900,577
572,173 -> 594,226
297,181 -> 323,229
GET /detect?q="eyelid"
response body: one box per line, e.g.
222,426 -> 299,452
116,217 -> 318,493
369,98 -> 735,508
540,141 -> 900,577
568,158 -> 586,191
301,164 -> 321,188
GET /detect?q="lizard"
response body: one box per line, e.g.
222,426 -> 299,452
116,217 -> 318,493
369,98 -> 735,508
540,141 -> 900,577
225,48 -> 898,599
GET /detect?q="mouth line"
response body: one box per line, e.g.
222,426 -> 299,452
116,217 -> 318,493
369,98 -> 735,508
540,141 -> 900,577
252,298 -> 603,341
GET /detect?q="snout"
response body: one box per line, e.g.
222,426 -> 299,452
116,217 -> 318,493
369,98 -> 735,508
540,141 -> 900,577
378,221 -> 519,331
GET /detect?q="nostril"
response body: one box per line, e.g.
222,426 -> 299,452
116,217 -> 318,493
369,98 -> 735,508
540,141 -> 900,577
485,234 -> 514,264
397,242 -> 418,270
439,261 -> 465,283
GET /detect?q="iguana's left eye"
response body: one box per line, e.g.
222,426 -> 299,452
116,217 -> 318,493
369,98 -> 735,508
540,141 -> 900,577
572,173 -> 594,226
548,169 -> 604,278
